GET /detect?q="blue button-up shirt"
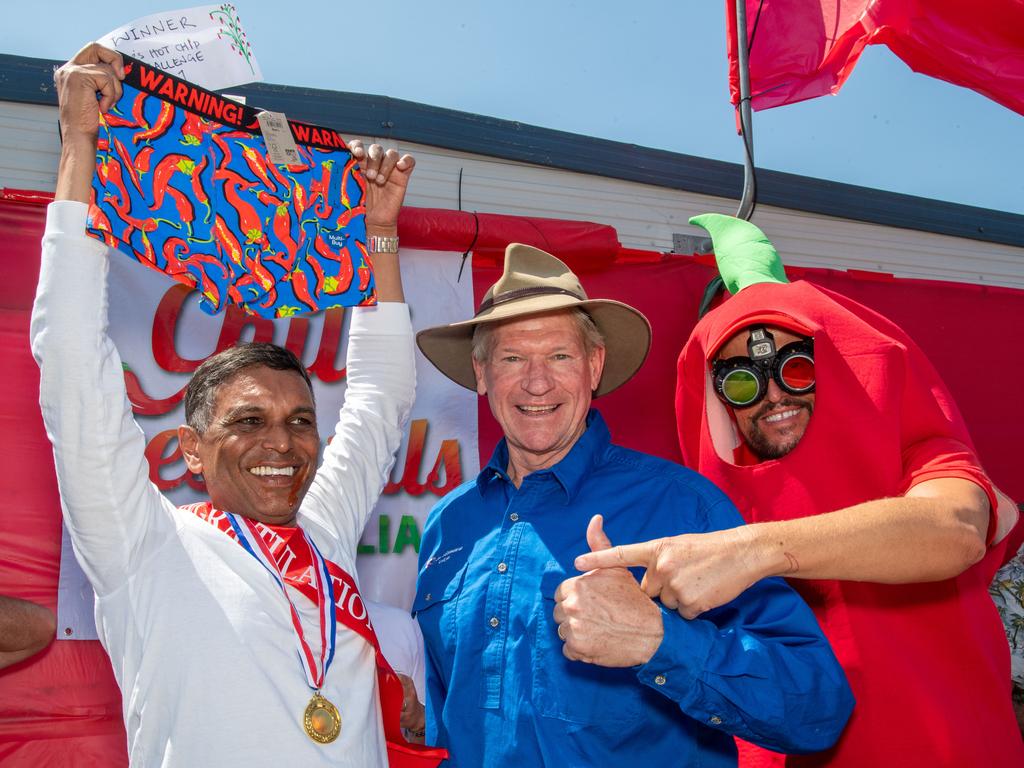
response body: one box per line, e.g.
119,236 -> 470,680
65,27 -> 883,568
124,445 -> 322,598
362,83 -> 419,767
415,411 -> 852,766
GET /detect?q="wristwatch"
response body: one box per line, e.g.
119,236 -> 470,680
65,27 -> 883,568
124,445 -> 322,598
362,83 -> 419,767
368,235 -> 399,254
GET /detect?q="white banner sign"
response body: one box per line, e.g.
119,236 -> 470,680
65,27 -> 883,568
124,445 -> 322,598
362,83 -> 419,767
102,4 -> 263,90
56,249 -> 479,638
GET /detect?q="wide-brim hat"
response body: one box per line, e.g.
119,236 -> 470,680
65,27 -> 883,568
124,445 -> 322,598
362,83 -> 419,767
416,243 -> 651,397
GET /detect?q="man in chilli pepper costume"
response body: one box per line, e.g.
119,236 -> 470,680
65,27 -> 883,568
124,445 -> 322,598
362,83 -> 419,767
577,213 -> 1024,766
32,43 -> 445,767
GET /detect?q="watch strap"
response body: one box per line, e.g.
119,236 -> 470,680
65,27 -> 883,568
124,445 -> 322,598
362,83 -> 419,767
368,235 -> 400,254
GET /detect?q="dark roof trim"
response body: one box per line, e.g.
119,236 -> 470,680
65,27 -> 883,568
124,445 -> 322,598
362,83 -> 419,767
3,53 -> 1022,248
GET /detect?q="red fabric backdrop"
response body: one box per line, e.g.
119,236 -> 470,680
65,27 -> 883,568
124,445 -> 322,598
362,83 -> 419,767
473,255 -> 1024,508
0,199 -> 127,763
2,192 -> 1022,764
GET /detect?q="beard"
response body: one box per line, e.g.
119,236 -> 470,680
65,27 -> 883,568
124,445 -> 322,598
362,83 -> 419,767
743,396 -> 814,460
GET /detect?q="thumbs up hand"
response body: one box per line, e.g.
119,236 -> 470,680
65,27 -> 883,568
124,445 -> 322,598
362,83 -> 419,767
551,515 -> 664,668
585,513 -> 613,553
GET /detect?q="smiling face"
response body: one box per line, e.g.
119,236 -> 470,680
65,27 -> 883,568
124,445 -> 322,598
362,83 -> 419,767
717,326 -> 815,460
472,310 -> 605,485
179,365 -> 321,525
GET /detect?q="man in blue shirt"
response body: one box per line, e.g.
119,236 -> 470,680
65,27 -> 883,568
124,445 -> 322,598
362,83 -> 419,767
413,243 -> 853,766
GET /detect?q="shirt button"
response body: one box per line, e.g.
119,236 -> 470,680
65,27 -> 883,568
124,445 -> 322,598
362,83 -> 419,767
654,674 -> 667,686
489,617 -> 500,628
709,715 -> 722,725
497,562 -> 508,573
424,593 -> 432,602
509,513 -> 520,522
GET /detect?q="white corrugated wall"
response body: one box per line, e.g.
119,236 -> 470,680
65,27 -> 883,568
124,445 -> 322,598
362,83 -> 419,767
2,100 -> 1021,289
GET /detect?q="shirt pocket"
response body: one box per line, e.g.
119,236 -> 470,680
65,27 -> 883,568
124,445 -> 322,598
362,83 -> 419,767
531,564 -> 643,727
414,559 -> 469,654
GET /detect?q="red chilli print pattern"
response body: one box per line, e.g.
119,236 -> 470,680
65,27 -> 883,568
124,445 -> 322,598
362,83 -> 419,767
86,65 -> 371,318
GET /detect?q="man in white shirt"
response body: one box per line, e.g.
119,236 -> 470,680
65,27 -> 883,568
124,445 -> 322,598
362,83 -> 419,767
32,43 -> 419,766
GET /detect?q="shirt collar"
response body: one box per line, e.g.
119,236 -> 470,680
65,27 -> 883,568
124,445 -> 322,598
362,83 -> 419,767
475,409 -> 610,502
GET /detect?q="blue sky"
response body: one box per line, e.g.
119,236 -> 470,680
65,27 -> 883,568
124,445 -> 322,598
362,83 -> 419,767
4,1 -> 1022,214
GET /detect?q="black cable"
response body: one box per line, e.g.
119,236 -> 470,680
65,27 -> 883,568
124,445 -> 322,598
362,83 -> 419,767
458,211 -> 479,283
456,167 -> 475,282
747,0 -> 767,55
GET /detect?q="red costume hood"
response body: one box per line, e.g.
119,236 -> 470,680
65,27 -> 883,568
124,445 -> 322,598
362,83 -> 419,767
675,280 -> 1021,767
676,279 -> 996,525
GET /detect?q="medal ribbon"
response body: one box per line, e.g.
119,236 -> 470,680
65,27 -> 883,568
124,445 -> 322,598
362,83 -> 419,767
183,502 -> 447,766
225,512 -> 335,690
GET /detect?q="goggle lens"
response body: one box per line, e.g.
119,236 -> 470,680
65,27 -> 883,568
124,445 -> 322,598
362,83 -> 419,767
712,338 -> 815,408
720,368 -> 761,406
779,353 -> 814,392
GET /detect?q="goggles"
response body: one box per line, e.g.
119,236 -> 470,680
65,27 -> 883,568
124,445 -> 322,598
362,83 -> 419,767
712,328 -> 815,408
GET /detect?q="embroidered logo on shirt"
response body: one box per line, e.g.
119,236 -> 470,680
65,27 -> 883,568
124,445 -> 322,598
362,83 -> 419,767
423,546 -> 464,571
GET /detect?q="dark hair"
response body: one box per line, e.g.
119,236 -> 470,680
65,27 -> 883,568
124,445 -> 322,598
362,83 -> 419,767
184,343 -> 314,433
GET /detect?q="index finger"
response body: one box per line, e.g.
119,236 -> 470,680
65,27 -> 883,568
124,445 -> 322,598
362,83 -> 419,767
574,541 -> 656,572
72,42 -> 124,78
395,153 -> 416,172
374,148 -> 400,185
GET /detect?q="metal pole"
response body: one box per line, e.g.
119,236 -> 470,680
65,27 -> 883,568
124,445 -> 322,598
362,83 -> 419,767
735,0 -> 756,220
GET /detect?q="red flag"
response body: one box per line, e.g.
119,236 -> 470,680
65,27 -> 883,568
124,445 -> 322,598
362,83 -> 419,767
727,0 -> 1024,116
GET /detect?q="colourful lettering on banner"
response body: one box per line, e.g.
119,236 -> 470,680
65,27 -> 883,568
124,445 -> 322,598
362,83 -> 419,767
127,283 -> 464,506
384,419 -> 462,498
141,419 -> 462,509
132,283 -> 346,410
358,515 -> 423,556
144,428 -> 207,492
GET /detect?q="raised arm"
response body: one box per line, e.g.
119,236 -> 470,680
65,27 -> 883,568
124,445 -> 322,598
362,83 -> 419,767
348,139 -> 415,303
575,478 -> 990,619
299,140 -> 417,554
31,44 -> 175,595
54,43 -> 125,203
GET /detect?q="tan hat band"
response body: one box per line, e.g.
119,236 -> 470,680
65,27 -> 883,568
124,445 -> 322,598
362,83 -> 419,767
476,286 -> 584,316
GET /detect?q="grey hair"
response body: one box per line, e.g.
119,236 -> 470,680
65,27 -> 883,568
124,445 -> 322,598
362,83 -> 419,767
471,307 -> 605,363
184,343 -> 314,433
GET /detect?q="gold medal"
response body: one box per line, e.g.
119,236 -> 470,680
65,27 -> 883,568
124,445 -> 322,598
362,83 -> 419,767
303,692 -> 341,744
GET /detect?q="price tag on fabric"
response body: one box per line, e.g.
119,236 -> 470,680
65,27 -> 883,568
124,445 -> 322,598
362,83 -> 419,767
256,110 -> 302,167
102,4 -> 263,91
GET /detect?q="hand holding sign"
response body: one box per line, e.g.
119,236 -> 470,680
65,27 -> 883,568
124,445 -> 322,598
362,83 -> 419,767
53,43 -> 126,203
347,140 -> 416,304
348,140 -> 417,231
552,515 -> 663,667
574,518 -> 766,620
103,4 -> 263,91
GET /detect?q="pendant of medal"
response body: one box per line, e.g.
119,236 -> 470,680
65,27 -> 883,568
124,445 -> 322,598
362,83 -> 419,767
304,692 -> 342,744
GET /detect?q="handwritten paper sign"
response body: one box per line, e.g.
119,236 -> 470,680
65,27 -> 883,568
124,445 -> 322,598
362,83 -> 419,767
102,4 -> 263,91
